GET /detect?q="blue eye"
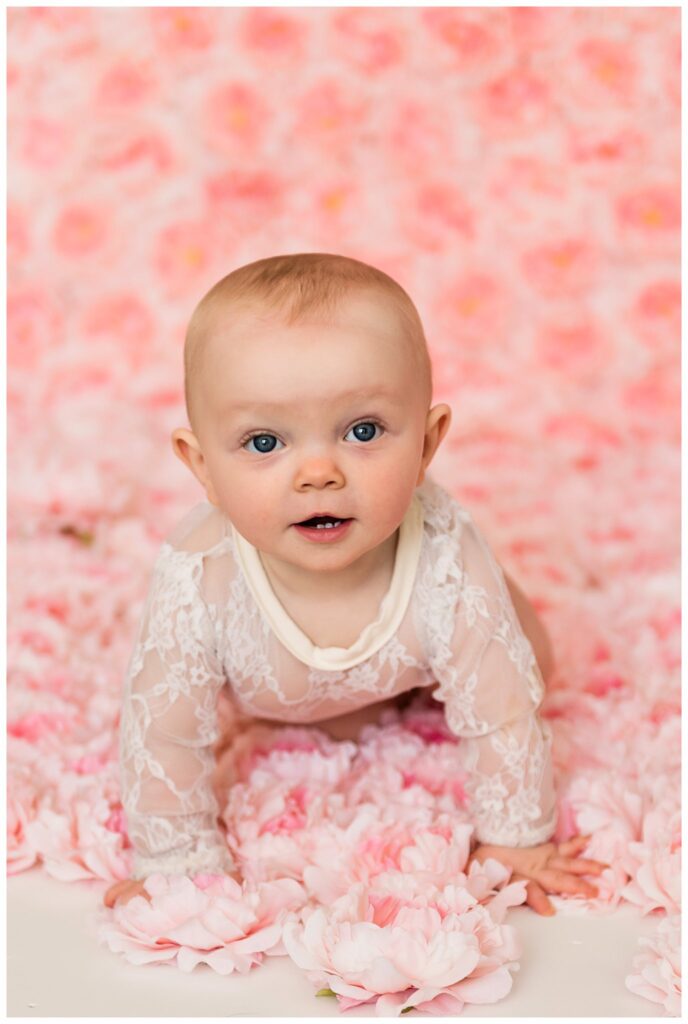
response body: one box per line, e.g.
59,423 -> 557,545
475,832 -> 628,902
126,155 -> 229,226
243,434 -> 284,454
345,421 -> 382,443
240,421 -> 384,454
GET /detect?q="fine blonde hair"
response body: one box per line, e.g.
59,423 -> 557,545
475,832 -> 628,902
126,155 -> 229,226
183,252 -> 433,431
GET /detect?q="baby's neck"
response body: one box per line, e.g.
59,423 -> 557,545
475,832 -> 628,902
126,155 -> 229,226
259,529 -> 399,603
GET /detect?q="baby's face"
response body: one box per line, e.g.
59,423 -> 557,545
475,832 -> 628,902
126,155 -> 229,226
174,291 -> 448,577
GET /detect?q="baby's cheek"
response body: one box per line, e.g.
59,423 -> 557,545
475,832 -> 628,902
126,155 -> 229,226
365,466 -> 417,520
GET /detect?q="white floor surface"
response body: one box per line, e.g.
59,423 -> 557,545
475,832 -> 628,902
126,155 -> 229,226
7,868 -> 665,1017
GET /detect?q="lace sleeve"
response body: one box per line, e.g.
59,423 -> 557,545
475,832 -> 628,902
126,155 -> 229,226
428,513 -> 558,848
119,543 -> 235,879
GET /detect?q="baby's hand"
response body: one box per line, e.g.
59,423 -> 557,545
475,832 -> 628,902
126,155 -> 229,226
103,878 -> 151,908
103,869 -> 242,908
467,834 -> 609,916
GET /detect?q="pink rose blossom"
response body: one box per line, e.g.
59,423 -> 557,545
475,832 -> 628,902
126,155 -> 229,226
239,9 -> 308,59
96,60 -> 155,107
331,9 -> 405,75
52,205 -> 109,257
203,81 -> 267,152
149,8 -> 216,51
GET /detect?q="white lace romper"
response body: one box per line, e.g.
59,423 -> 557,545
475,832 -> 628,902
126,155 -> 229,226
119,475 -> 557,879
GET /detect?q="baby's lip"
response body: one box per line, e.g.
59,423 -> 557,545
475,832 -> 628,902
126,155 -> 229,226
292,513 -> 353,525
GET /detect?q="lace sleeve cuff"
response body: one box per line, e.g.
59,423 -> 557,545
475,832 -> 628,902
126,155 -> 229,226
131,838 -> 236,880
472,813 -> 558,848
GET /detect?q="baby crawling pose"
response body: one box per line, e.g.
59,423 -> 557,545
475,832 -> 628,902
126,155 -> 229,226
105,253 -> 606,914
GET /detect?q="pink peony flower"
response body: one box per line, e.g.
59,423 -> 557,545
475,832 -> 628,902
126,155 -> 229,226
621,847 -> 681,916
621,797 -> 681,915
25,796 -> 131,882
98,874 -> 305,974
283,878 -> 524,1016
7,791 -> 39,874
625,913 -> 681,1016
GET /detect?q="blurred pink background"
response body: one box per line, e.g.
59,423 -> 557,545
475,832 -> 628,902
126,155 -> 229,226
8,7 -> 679,542
7,8 -> 681,1014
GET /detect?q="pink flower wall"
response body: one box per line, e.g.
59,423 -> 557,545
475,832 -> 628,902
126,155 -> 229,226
7,7 -> 681,1016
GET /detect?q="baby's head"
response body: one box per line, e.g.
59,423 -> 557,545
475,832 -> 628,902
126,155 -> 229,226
172,253 -> 451,574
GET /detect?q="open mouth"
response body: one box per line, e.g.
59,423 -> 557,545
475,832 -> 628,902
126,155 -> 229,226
295,515 -> 352,530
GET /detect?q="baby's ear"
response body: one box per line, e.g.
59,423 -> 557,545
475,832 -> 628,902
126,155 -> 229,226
170,428 -> 219,506
417,403 -> 452,484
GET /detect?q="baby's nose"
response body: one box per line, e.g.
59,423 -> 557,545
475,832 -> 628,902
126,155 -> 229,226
294,455 -> 344,490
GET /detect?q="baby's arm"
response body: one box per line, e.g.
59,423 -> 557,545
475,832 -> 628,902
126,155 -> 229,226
502,570 -> 555,686
428,512 -> 558,849
105,544 -> 237,907
427,513 -> 608,911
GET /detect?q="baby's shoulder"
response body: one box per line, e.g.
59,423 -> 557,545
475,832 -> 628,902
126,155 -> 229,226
416,475 -> 475,539
155,502 -> 237,607
163,501 -> 228,555
416,476 -> 499,580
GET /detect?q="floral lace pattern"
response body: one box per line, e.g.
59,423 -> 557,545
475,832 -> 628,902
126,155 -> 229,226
119,546 -> 236,879
412,481 -> 557,845
120,477 -> 557,877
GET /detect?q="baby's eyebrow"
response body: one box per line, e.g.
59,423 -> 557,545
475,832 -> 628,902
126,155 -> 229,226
229,387 -> 397,413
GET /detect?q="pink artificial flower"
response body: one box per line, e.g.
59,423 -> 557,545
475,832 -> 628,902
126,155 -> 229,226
153,219 -> 216,294
8,712 -> 74,741
99,874 -> 305,975
203,81 -> 267,152
533,318 -> 614,377
293,79 -> 368,142
239,8 -> 308,59
621,848 -> 681,916
621,799 -> 681,915
616,185 -> 681,236
25,796 -> 131,882
52,205 -> 109,257
421,9 -> 505,72
7,791 -> 39,874
7,202 -> 30,263
521,239 -> 600,298
630,280 -> 681,355
81,294 -> 155,358
96,59 -> 155,107
331,9 -> 405,75
20,116 -> 70,170
478,68 -> 552,134
576,37 -> 638,100
282,878 -> 524,1016
625,913 -> 681,1016
148,7 -> 216,51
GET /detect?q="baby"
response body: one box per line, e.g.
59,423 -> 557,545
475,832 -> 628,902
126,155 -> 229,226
105,253 -> 606,913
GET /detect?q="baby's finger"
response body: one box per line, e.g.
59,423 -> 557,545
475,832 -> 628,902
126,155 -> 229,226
537,869 -> 599,898
119,887 -> 151,906
103,881 -> 130,907
557,835 -> 592,856
548,856 -> 609,874
523,878 -> 555,916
